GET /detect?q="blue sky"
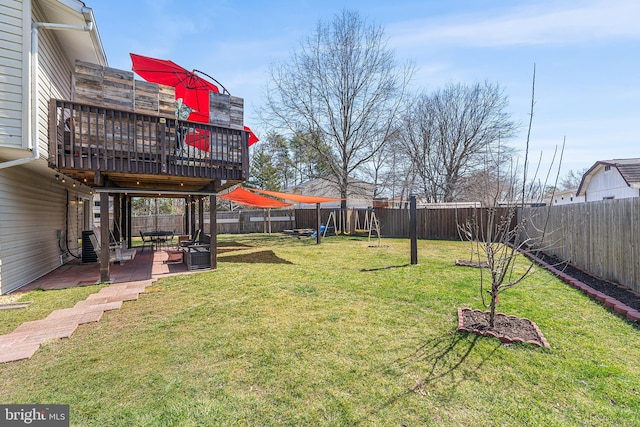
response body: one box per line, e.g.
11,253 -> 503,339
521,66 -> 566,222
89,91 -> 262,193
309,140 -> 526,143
89,0 -> 639,178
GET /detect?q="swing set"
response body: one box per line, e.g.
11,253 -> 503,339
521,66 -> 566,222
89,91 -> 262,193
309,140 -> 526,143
324,208 -> 381,244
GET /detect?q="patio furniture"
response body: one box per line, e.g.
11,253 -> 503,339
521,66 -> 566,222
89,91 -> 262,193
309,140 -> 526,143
180,229 -> 202,247
181,233 -> 211,270
141,230 -> 175,251
140,231 -> 154,252
183,244 -> 210,270
87,228 -> 136,263
157,230 -> 176,249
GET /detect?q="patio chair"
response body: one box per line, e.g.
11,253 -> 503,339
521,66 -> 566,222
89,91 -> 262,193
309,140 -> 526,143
140,231 -> 154,252
180,229 -> 202,247
158,230 -> 176,250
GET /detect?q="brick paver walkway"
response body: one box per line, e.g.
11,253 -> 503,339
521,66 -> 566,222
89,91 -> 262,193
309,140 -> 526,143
0,281 -> 152,363
0,249 -> 198,364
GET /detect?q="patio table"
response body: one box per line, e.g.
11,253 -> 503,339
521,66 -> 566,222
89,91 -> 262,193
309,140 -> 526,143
142,230 -> 174,250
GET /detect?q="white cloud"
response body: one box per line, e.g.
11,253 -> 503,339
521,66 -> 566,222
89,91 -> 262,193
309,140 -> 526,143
388,0 -> 640,48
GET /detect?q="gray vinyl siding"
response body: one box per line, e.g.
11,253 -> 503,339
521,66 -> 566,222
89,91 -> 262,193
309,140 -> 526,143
0,1 -> 84,294
0,0 -> 74,155
0,0 -> 26,147
33,1 -> 73,159
0,165 -> 91,294
0,166 -> 85,294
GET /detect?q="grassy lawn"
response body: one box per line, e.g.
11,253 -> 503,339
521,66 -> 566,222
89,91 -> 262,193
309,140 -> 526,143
1,234 -> 639,426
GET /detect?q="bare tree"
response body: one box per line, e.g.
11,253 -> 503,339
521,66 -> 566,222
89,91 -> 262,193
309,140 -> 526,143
458,67 -> 563,328
400,82 -> 518,203
262,9 -> 414,208
559,168 -> 588,191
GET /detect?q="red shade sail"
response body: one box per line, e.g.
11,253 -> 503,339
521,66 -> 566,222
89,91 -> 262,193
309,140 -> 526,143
220,187 -> 291,209
247,188 -> 343,204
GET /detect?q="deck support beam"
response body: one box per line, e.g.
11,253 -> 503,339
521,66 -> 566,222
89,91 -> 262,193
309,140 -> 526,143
210,195 -> 217,270
100,191 -> 110,282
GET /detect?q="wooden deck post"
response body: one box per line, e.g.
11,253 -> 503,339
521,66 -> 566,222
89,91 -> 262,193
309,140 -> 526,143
198,197 -> 204,234
210,195 -> 217,270
126,195 -> 132,249
113,194 -> 121,241
100,191 -> 111,282
183,197 -> 190,236
190,196 -> 196,236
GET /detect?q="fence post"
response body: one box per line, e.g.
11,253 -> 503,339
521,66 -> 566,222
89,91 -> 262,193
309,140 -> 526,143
316,203 -> 321,244
410,195 -> 418,264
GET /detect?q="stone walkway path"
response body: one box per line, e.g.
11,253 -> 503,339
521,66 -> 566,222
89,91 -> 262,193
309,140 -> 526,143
0,249 -> 195,364
0,280 -> 153,363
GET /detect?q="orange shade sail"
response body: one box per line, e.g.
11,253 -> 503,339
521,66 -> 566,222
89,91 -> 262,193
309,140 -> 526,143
219,187 -> 291,208
247,188 -> 343,204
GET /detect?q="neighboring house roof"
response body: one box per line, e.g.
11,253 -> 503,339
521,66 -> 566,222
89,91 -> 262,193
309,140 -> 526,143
38,0 -> 107,67
285,177 -> 374,199
577,158 -> 640,196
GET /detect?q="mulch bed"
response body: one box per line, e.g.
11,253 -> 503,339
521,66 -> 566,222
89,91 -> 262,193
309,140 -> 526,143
522,250 -> 640,323
457,308 -> 550,348
456,248 -> 640,347
530,251 -> 640,312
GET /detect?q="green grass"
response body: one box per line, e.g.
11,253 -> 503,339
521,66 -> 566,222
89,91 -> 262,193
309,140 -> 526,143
1,234 -> 639,426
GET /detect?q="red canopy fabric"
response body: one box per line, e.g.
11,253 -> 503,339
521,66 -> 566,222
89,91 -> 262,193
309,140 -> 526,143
248,188 -> 343,204
130,53 -> 219,124
220,187 -> 291,208
184,129 -> 210,151
131,53 -> 259,147
244,126 -> 259,146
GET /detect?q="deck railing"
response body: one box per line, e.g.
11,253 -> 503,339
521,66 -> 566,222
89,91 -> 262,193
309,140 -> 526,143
49,100 -> 249,182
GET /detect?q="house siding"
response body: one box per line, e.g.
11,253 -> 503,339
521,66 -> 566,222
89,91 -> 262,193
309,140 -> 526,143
0,1 -> 87,294
552,190 -> 585,205
286,178 -> 375,209
0,166 -> 91,294
585,167 -> 638,202
0,0 -> 26,148
32,0 -> 73,158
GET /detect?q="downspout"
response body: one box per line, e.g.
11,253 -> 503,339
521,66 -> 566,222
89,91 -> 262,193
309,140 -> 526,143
0,20 -> 93,170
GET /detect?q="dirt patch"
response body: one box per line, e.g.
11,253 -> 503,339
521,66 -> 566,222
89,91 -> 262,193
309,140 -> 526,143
0,292 -> 28,305
455,259 -> 489,268
457,308 -> 550,348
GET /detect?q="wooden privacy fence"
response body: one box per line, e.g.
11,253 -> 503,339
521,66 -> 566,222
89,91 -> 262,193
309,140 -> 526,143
131,207 -> 518,240
216,210 -> 295,234
521,199 -> 640,294
130,210 -> 295,235
294,207 -> 518,240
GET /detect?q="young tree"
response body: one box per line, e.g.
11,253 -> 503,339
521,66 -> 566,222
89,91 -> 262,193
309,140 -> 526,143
262,9 -> 413,208
458,67 -> 563,328
399,82 -> 518,203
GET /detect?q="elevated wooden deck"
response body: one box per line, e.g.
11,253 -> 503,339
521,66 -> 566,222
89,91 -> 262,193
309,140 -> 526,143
48,99 -> 248,193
